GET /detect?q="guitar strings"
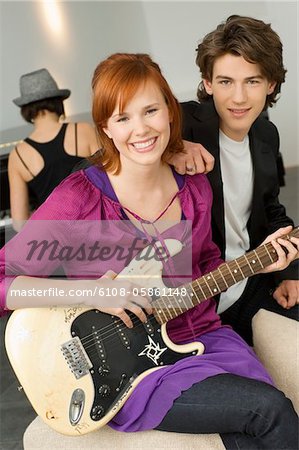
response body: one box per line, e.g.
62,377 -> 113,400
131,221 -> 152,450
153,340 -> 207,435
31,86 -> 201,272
80,284 -> 200,353
79,292 -> 185,349
81,289 -> 195,353
78,254 -> 267,350
62,237 -> 298,366
66,244 -> 279,352
83,316 -> 159,359
78,287 -> 191,346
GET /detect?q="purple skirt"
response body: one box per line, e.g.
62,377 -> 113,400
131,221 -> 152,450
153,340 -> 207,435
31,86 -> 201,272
109,327 -> 273,432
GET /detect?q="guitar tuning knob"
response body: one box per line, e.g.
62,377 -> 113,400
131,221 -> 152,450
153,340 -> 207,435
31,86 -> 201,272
98,384 -> 111,397
91,404 -> 105,420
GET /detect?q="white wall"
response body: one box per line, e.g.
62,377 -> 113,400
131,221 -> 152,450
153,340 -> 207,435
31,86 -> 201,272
0,1 -> 151,142
0,1 -> 298,166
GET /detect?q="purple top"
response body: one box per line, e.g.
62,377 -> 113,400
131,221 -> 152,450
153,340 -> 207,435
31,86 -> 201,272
1,166 -> 224,343
0,166 -> 273,431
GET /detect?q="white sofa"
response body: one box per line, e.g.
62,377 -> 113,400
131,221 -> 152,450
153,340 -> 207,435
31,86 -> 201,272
252,309 -> 299,413
23,309 -> 298,450
23,419 -> 225,450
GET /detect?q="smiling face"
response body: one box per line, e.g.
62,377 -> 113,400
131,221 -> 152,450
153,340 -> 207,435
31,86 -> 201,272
103,80 -> 171,170
203,54 -> 276,141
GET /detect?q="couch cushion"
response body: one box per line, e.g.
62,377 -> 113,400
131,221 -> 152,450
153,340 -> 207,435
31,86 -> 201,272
252,308 -> 299,413
24,309 -> 298,449
23,416 -> 225,450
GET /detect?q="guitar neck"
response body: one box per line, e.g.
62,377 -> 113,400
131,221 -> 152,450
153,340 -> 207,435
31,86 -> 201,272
152,226 -> 299,325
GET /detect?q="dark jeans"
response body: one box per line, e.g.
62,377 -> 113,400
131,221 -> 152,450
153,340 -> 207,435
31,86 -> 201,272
155,374 -> 298,450
220,274 -> 299,345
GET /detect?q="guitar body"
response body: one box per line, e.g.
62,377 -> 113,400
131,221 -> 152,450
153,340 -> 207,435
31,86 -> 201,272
5,307 -> 203,435
5,239 -> 204,435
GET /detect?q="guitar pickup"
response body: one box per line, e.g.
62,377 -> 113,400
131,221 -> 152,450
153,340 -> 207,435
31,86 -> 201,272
61,336 -> 92,379
143,320 -> 155,335
114,318 -> 130,349
91,329 -> 106,361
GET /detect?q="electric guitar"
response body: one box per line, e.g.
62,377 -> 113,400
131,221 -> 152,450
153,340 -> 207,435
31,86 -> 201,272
5,228 -> 298,436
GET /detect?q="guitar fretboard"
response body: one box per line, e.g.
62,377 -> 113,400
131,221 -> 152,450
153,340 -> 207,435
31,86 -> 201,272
152,226 -> 299,324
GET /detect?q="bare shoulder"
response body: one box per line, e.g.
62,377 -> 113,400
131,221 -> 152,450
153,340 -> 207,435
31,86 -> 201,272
8,145 -> 27,181
77,121 -> 96,135
64,121 -> 98,156
8,142 -> 28,168
76,121 -> 99,154
8,140 -> 44,181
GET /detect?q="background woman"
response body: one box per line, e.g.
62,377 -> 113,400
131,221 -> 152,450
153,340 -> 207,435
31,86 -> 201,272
9,68 -> 99,230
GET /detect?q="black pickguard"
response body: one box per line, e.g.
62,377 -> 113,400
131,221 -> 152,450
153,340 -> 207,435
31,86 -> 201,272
71,310 -> 196,422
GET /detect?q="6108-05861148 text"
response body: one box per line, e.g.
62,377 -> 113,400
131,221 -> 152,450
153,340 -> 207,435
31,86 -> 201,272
9,286 -> 189,299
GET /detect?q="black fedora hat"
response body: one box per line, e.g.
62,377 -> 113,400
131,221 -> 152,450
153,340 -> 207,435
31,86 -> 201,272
13,68 -> 71,107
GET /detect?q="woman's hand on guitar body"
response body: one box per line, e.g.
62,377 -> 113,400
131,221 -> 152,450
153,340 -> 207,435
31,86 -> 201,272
85,270 -> 153,328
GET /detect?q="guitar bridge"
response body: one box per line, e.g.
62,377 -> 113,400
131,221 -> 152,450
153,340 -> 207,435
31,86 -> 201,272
61,336 -> 92,379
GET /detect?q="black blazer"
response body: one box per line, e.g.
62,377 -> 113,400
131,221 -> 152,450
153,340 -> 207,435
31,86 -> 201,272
181,100 -> 297,281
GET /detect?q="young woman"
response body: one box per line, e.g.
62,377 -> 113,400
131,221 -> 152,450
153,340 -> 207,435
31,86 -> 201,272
1,54 -> 298,449
9,68 -> 99,230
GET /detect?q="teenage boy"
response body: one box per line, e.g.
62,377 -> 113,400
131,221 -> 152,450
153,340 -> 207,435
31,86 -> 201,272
176,15 -> 298,344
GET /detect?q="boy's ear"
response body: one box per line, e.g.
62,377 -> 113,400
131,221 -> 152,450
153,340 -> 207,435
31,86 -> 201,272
267,81 -> 277,95
203,79 -> 213,95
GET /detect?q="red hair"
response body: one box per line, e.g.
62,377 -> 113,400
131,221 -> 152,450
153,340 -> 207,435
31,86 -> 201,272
91,53 -> 183,174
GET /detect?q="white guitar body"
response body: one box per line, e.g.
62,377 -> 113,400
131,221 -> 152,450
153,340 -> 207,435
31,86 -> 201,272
5,239 -> 204,436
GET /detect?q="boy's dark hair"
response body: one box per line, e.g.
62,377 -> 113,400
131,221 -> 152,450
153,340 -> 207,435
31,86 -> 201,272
20,97 -> 65,123
196,15 -> 287,107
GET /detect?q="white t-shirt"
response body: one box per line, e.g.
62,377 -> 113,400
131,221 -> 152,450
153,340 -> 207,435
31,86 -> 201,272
217,130 -> 254,314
